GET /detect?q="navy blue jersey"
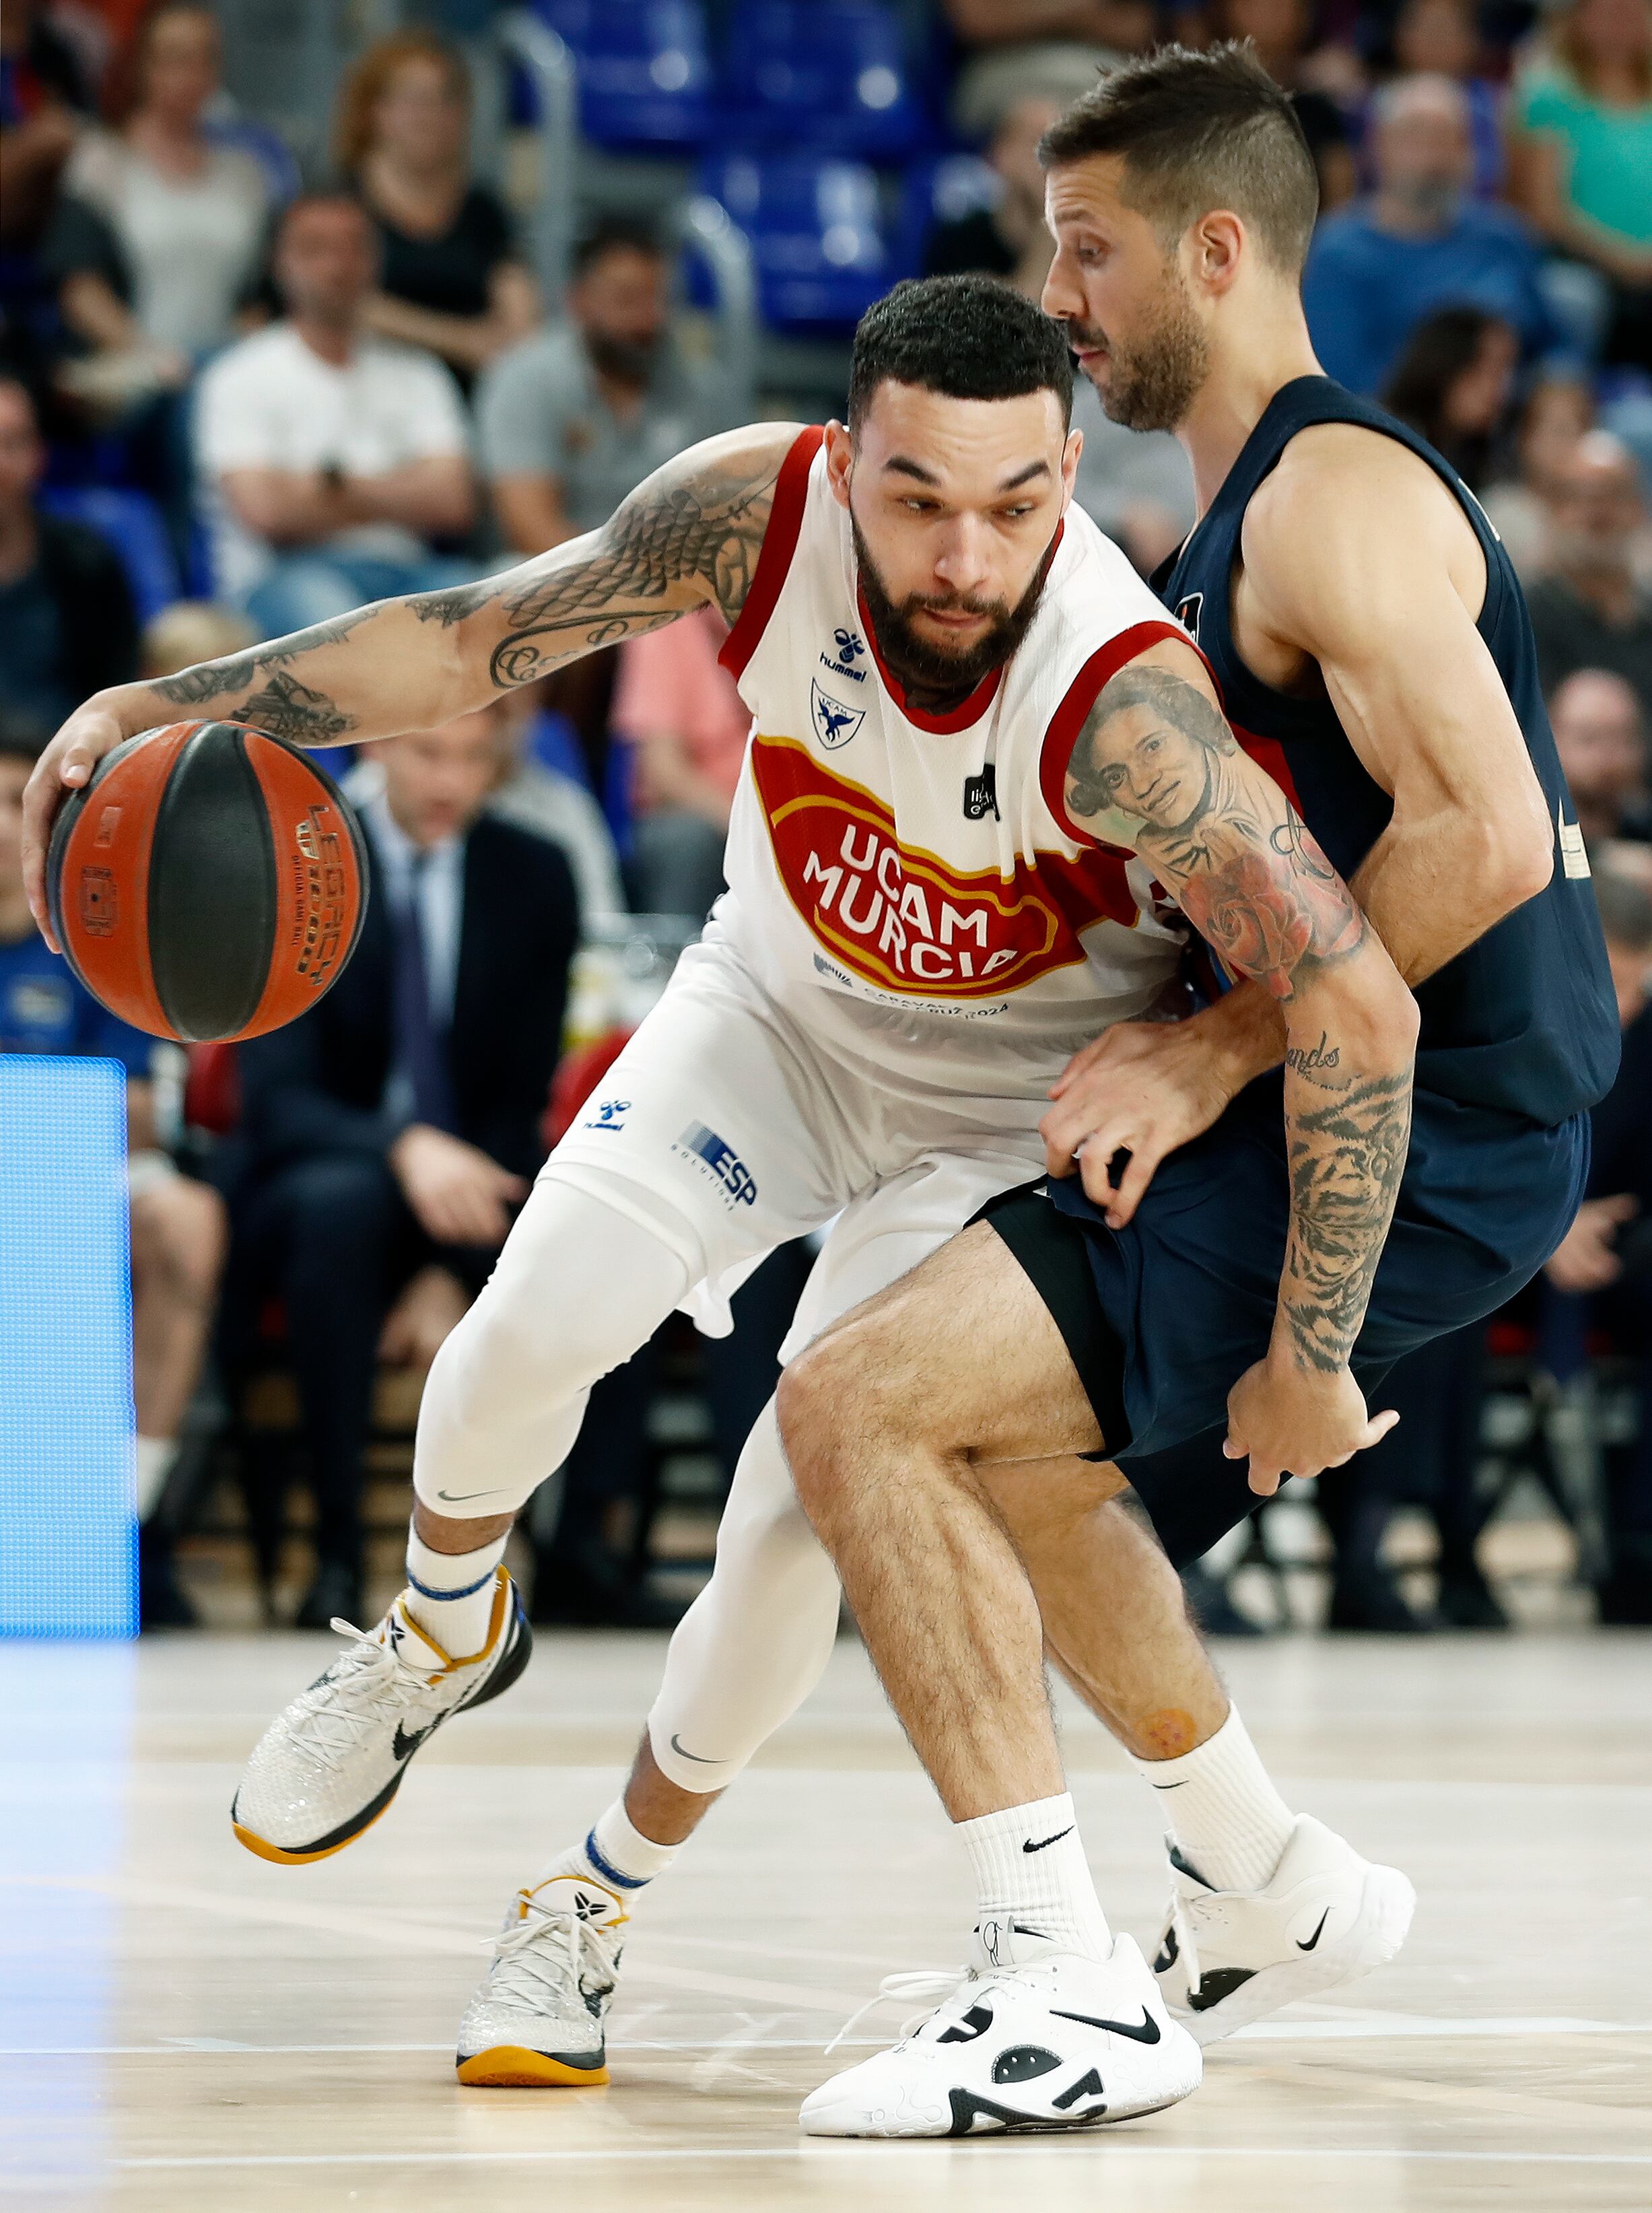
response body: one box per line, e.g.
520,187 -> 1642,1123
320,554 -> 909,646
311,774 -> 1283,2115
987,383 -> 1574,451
1158,376 -> 1618,1129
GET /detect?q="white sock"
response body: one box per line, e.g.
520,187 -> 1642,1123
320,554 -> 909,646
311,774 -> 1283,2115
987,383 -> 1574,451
957,1792 -> 1112,1965
1130,1705 -> 1295,1893
134,1435 -> 178,1522
404,1526 -> 509,1656
537,1797 -> 681,1903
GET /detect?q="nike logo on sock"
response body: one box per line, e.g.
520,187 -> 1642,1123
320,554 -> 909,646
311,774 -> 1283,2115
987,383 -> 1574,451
1150,1779 -> 1188,1789
669,1733 -> 724,1765
435,1487 -> 505,1503
1297,1908 -> 1331,1952
1022,1827 -> 1074,1853
1049,2007 -> 1162,2046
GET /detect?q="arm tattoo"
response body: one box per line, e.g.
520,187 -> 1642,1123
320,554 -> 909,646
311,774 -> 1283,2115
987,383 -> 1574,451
224,669 -> 355,746
1064,665 -> 1366,1000
148,608 -> 372,739
1068,660 -> 1413,1373
1281,1070 -> 1414,1371
409,450 -> 781,691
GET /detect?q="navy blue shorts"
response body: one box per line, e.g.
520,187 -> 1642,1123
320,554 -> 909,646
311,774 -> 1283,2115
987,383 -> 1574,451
977,1075 -> 1589,1568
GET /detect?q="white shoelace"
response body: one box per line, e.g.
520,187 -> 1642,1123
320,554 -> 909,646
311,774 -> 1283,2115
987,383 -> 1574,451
289,1617 -> 446,1775
824,1967 -> 971,2056
485,1893 -> 622,2016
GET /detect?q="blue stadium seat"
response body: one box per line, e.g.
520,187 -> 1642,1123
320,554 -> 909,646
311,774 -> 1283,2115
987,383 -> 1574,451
893,151 -> 1000,280
701,154 -> 890,329
720,2 -> 926,157
537,0 -> 714,150
36,487 -> 180,625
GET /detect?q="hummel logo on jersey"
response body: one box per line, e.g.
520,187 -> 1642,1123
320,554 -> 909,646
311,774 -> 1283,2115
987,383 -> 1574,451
582,1097 -> 630,1133
963,766 -> 998,821
673,1122 -> 758,1207
1175,592 -> 1204,641
811,678 -> 865,750
819,629 -> 868,684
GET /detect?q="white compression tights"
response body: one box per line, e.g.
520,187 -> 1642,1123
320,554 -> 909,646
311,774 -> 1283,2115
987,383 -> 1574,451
413,1177 -> 844,1792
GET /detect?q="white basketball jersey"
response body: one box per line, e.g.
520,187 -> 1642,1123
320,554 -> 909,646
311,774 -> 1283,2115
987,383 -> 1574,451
709,426 -> 1196,1089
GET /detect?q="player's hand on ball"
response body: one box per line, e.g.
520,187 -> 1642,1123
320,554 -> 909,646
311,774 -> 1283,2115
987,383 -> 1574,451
24,695 -> 134,949
389,1124 -> 528,1251
1041,1017 -> 1239,1227
1224,1354 -> 1399,1495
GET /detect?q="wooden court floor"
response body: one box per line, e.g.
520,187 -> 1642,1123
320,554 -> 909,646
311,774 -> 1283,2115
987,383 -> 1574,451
3,1625 -> 1649,2212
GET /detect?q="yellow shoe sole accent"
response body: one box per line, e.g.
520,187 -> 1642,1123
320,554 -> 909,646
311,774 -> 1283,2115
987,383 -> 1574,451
456,2047 -> 609,2088
232,1794 -> 394,1866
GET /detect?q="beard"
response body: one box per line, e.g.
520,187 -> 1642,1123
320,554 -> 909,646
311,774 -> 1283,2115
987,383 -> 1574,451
852,517 -> 1058,705
586,329 -> 658,383
1062,275 -> 1210,434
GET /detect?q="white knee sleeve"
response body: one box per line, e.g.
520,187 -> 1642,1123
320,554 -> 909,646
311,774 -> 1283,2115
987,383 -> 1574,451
648,1400 -> 843,1791
413,1178 -> 689,1521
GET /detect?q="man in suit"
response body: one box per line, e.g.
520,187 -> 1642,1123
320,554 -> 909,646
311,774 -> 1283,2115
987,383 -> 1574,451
233,704 -> 578,1627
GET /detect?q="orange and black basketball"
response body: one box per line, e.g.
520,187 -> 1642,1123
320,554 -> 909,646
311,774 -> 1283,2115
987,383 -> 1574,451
46,720 -> 369,1044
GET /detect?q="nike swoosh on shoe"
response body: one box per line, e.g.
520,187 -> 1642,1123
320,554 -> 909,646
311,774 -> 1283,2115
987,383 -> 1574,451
1296,1908 -> 1331,1952
1048,2008 -> 1162,2045
392,1718 -> 440,1762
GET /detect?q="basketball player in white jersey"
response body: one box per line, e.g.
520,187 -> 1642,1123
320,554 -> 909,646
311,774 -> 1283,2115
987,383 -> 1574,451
26,277 -> 1415,2133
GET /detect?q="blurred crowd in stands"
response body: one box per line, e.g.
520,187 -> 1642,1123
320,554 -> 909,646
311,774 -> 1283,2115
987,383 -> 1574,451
2,0 -> 1651,1637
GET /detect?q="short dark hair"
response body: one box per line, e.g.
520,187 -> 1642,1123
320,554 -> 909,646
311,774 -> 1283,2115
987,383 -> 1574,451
1382,305 -> 1507,448
275,191 -> 376,250
1039,42 -> 1319,276
572,218 -> 664,279
1593,867 -> 1652,954
848,275 -> 1074,433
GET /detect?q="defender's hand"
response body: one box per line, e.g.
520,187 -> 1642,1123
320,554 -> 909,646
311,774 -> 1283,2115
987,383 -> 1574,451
1225,1353 -> 1398,1495
24,697 -> 135,949
1545,1194 -> 1634,1295
1040,1017 -> 1243,1227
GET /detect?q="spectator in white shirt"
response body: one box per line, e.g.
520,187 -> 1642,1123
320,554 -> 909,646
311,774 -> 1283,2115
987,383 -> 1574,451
194,193 -> 475,640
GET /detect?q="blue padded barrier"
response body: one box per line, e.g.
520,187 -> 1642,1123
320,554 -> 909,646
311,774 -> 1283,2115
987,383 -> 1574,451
699,153 -> 890,329
36,486 -> 181,626
0,1058 -> 136,1640
537,0 -> 714,149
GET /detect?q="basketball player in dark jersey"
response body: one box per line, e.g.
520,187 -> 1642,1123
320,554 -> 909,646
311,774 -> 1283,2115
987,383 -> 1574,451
768,44 -> 1621,2130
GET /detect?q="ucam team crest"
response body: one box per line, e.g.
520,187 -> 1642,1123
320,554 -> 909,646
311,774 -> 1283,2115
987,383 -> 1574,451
811,678 -> 864,751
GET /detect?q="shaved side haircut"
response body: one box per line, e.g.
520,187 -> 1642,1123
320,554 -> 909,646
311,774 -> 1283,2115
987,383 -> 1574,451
1040,42 -> 1320,277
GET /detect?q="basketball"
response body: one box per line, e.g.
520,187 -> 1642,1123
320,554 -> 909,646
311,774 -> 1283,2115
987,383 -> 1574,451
44,719 -> 368,1044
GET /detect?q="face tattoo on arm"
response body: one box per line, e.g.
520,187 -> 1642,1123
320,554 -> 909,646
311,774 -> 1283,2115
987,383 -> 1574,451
1065,660 -> 1415,1378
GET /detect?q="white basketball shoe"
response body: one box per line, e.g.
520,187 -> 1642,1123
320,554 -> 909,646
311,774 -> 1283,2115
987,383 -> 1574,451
454,1873 -> 627,2087
1152,1813 -> 1416,2044
800,1926 -> 1202,2138
231,1569 -> 532,1864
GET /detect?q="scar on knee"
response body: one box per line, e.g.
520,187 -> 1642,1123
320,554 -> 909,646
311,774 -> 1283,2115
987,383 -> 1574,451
1138,1707 -> 1200,1759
